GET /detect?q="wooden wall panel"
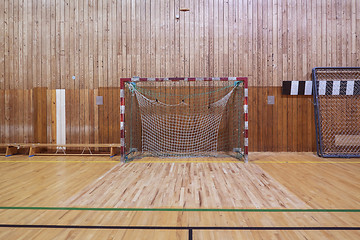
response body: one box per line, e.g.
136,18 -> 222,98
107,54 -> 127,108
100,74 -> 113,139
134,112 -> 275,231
65,89 -> 80,145
248,87 -> 316,152
54,88 -> 120,146
25,90 -> 34,143
0,90 -> 33,143
97,88 -> 105,144
50,90 -> 56,144
97,88 -> 121,144
0,0 -> 4,89
0,90 -> 4,143
0,1 -> 358,152
0,87 -> 316,151
33,88 -> 47,143
0,0 -> 359,89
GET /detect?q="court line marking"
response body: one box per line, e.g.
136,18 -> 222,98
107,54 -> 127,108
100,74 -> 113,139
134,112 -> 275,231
0,224 -> 359,231
1,224 -> 358,240
0,206 -> 359,212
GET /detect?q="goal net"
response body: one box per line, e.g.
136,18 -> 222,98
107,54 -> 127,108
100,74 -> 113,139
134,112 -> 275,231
121,78 -> 248,162
313,67 -> 360,157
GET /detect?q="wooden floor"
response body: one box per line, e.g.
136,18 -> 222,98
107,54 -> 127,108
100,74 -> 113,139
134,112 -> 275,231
0,153 -> 359,239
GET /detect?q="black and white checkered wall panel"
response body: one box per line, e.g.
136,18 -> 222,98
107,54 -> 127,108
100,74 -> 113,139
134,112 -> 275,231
282,81 -> 360,95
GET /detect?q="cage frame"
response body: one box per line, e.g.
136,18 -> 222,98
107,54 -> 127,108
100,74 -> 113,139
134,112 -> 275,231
120,77 -> 248,163
312,67 -> 360,158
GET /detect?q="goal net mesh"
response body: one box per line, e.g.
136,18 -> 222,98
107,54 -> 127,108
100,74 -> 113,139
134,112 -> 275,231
313,68 -> 360,157
124,80 -> 245,160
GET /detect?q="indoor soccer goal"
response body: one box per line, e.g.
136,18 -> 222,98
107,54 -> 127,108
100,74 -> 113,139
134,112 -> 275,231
120,77 -> 248,162
313,67 -> 360,157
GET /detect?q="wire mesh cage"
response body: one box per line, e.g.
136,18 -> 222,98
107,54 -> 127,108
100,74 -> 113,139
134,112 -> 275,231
312,67 -> 360,157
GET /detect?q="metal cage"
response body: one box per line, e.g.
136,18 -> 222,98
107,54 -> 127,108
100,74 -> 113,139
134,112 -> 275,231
312,67 -> 360,157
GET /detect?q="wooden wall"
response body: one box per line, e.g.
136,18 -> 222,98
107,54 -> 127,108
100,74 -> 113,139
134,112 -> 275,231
0,89 -> 33,143
0,88 -> 121,145
0,86 -> 316,151
249,87 -> 315,152
1,0 -> 359,151
0,0 -> 359,89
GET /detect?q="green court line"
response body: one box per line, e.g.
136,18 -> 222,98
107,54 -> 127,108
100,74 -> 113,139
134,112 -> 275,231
0,206 -> 359,212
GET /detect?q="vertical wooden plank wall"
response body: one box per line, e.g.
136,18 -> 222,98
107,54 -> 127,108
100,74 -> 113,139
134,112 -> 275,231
0,1 -> 359,151
248,87 -> 316,152
1,0 -> 358,88
32,88 -> 47,143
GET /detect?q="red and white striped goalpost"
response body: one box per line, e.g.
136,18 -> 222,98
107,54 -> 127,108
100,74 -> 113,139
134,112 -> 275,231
120,77 -> 248,163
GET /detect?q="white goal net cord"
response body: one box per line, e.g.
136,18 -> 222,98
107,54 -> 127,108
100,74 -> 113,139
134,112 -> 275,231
132,86 -> 236,157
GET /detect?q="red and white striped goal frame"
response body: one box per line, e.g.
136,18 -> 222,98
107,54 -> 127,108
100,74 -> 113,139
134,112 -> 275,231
120,77 -> 249,163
